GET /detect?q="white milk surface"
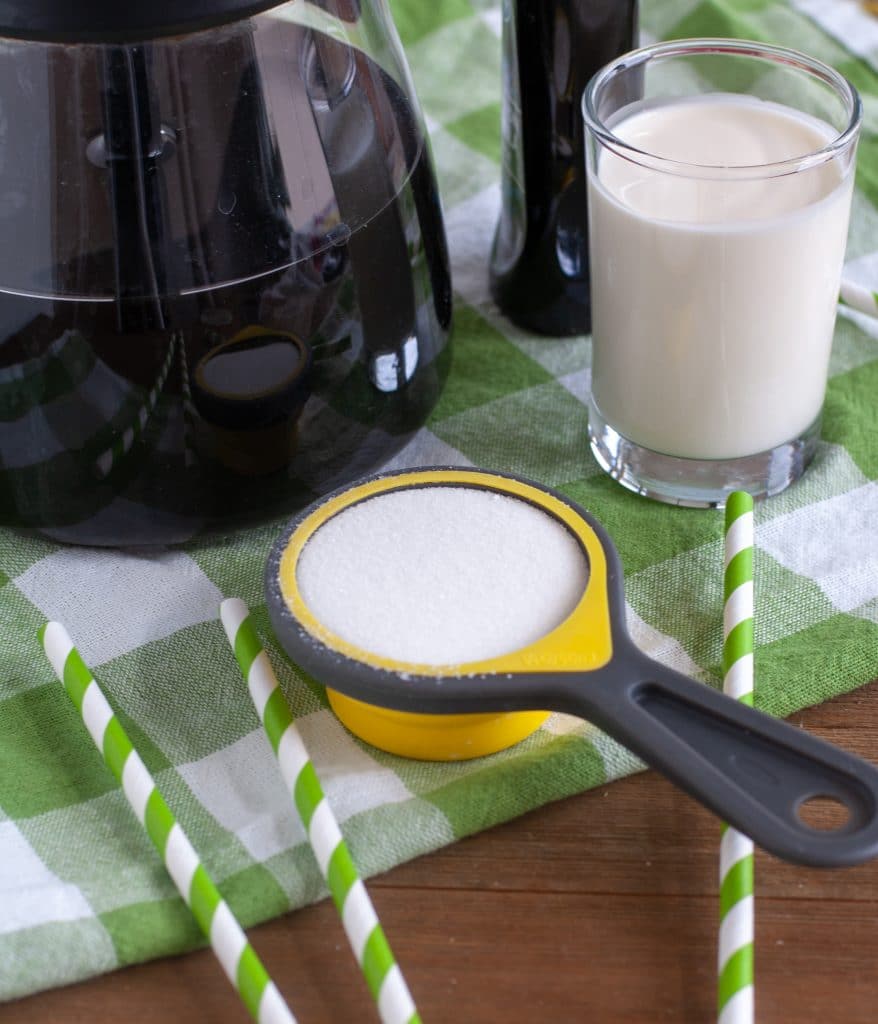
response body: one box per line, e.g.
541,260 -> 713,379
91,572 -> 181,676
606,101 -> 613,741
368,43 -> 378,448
296,486 -> 589,666
588,94 -> 854,459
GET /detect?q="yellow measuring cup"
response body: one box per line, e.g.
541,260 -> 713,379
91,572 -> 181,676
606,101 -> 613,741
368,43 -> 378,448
266,467 -> 878,867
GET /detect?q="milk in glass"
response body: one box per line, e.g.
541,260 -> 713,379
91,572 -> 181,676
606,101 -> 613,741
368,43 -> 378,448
588,95 -> 853,460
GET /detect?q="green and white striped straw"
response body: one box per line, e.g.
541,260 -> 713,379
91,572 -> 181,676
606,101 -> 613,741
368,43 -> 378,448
39,621 -> 297,1024
718,492 -> 755,1024
220,599 -> 421,1024
840,281 -> 878,320
95,332 -> 177,479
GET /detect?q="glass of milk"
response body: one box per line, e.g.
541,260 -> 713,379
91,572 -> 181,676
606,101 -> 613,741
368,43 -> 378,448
582,39 -> 861,507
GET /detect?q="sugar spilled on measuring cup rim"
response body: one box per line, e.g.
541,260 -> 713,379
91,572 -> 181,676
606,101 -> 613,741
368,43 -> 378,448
296,486 -> 590,665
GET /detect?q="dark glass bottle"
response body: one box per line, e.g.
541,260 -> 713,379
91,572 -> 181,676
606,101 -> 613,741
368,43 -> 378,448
491,0 -> 638,336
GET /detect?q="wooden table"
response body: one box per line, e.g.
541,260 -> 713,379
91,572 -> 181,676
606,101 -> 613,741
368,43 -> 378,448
7,680 -> 878,1023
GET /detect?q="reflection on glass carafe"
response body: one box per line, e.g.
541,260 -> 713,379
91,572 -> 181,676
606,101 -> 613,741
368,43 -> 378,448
190,327 -> 312,476
0,0 -> 452,545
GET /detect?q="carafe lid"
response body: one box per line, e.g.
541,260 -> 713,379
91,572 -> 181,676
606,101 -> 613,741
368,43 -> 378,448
0,0 -> 288,41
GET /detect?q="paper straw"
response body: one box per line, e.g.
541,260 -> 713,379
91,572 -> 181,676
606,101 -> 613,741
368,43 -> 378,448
718,492 -> 755,1024
840,281 -> 878,320
39,621 -> 297,1024
220,599 -> 420,1024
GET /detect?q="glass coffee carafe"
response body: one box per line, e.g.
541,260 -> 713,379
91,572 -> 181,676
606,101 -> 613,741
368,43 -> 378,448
0,0 -> 452,544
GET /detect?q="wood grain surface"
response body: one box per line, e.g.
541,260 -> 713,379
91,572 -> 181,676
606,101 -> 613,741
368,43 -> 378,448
6,680 -> 878,1023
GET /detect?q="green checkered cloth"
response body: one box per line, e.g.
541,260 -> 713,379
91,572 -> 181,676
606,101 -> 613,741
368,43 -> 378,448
2,0 -> 878,1002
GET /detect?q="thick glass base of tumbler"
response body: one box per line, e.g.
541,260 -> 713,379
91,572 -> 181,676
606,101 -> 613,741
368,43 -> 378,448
587,401 -> 821,509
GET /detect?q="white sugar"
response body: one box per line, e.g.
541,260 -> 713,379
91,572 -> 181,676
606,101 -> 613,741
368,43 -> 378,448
296,486 -> 589,665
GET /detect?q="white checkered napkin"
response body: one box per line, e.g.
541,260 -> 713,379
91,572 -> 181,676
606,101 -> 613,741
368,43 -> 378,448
0,819 -> 117,1000
794,0 -> 878,71
18,790 -> 177,917
758,482 -> 878,619
844,253 -> 878,306
177,713 -> 413,863
429,125 -> 500,208
405,17 -> 500,125
379,427 -> 471,472
1,0 -> 878,1005
841,252 -> 878,332
0,820 -> 96,935
848,187 -> 878,264
442,185 -> 499,310
13,548 -> 223,666
0,922 -> 117,1003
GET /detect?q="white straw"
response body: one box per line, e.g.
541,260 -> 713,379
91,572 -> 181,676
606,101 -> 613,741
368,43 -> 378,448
39,621 -> 297,1024
718,493 -> 755,1024
220,598 -> 420,1024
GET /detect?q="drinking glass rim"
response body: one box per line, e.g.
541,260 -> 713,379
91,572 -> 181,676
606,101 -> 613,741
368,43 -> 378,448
582,37 -> 863,181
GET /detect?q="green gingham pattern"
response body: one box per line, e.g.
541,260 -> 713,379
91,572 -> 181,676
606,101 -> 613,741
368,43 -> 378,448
1,0 -> 878,1002
220,599 -> 420,1024
718,493 -> 755,1024
840,279 -> 878,317
38,622 -> 296,1024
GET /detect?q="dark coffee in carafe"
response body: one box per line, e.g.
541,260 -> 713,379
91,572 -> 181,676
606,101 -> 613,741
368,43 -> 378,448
0,2 -> 451,544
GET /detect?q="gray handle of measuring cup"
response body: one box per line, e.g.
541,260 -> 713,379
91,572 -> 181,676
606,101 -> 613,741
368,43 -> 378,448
568,649 -> 878,867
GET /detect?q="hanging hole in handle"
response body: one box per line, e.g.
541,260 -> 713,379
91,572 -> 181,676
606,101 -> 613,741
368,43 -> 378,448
797,794 -> 852,832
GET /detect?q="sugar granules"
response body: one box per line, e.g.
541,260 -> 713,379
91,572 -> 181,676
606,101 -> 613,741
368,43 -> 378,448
296,485 -> 589,665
